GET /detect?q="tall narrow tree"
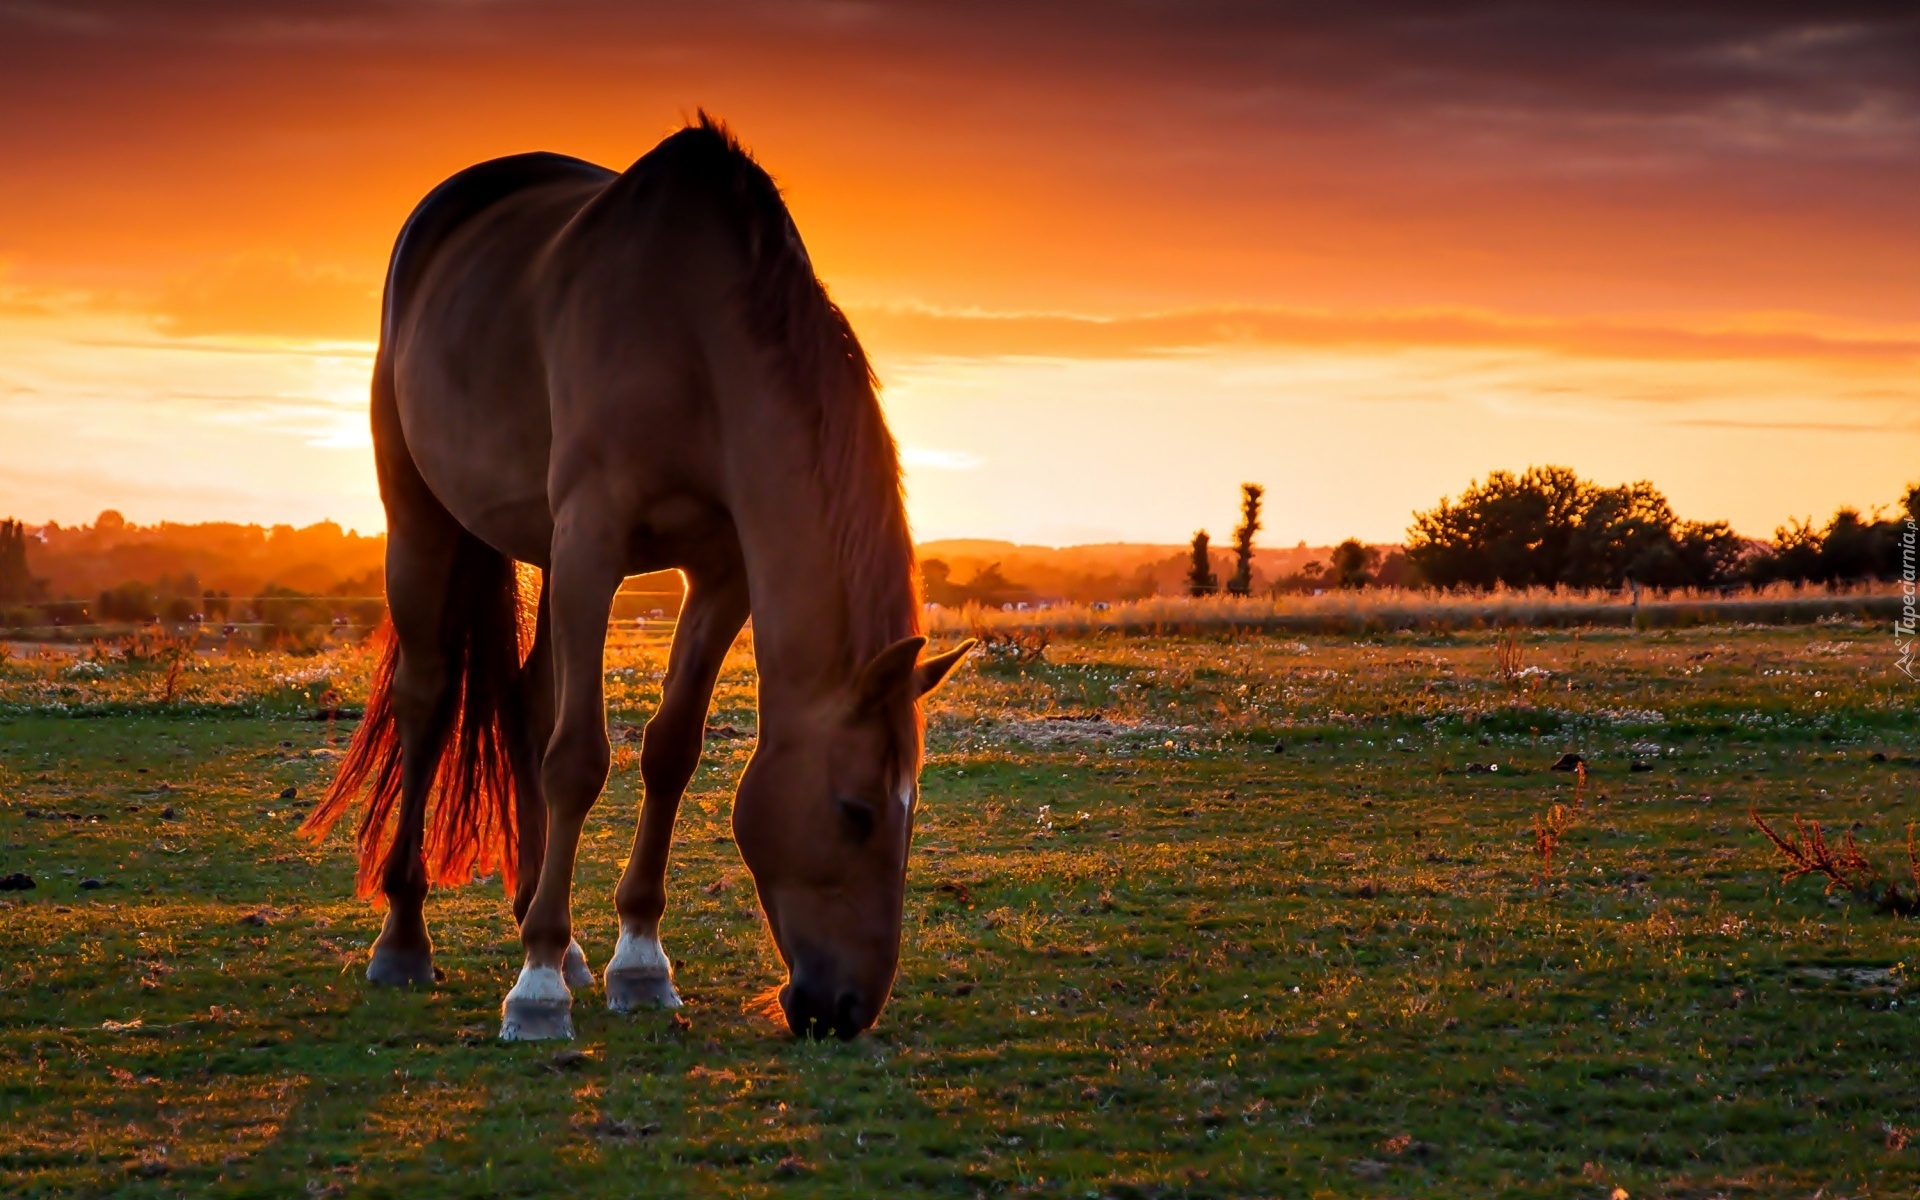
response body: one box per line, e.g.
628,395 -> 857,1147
1227,483 -> 1263,596
0,519 -> 44,604
1186,530 -> 1218,596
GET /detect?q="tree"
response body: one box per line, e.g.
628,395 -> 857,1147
959,562 -> 1029,608
918,559 -> 1032,607
1747,486 -> 1917,586
1186,531 -> 1218,596
1567,481 -> 1680,587
920,559 -> 963,606
1671,521 -> 1748,588
0,519 -> 45,604
1407,466 -> 1742,591
1817,508 -> 1881,584
1227,483 -> 1263,597
1405,466 -> 1590,589
1760,518 -> 1824,584
1330,539 -> 1378,589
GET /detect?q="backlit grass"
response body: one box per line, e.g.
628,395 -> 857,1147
1,624 -> 1916,1196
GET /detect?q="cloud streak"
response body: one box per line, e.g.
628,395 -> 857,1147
853,303 -> 1920,368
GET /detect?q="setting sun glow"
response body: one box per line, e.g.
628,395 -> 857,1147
1,5 -> 1913,542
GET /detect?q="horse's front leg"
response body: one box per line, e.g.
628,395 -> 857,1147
498,528 -> 622,1042
606,569 -> 750,1011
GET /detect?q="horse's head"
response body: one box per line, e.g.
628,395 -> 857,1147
733,635 -> 973,1038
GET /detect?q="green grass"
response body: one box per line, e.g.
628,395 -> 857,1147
1,624 -> 1917,1197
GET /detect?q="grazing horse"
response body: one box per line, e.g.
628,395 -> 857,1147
302,117 -> 972,1041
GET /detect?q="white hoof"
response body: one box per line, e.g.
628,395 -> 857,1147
499,963 -> 574,1041
604,929 -> 682,1013
562,939 -> 594,990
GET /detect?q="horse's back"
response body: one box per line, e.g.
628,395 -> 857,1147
385,153 -> 616,563
384,152 -> 614,344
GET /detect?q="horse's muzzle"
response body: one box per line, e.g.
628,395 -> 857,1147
780,979 -> 872,1040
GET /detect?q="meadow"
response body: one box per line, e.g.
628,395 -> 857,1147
1,620 -> 1916,1198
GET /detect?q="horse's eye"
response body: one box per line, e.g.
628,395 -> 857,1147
838,799 -> 876,843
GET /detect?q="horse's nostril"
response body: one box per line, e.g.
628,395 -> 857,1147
783,982 -> 834,1038
834,990 -> 866,1038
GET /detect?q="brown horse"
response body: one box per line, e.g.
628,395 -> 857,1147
302,116 -> 971,1041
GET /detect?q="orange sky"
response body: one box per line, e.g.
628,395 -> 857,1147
1,2 -> 1915,544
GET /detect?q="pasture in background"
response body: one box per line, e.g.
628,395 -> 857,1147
1,619 -> 1916,1196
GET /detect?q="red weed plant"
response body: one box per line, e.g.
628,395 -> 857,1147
1751,806 -> 1920,917
1532,803 -> 1573,882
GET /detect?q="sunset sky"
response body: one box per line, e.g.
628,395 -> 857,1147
1,2 -> 1914,546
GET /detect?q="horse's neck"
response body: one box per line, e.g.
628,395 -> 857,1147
728,453 -> 909,717
740,523 -> 849,707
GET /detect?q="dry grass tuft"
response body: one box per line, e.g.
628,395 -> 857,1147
743,984 -> 788,1028
1493,631 -> 1526,686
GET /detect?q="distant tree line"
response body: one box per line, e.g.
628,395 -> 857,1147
0,511 -> 394,636
1406,466 -> 1918,591
1189,484 -> 1412,596
921,560 -> 1037,609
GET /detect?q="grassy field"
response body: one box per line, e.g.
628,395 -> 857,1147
1,622 -> 1917,1198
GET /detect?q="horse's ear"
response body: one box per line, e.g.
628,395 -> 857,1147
856,636 -> 927,712
912,639 -> 976,699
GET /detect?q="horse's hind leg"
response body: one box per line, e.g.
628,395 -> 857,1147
502,583 -> 593,990
606,568 -> 749,1011
365,516 -> 464,985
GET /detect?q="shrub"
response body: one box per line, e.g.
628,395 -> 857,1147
1186,531 -> 1218,597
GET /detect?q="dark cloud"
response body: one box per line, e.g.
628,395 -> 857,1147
0,1 -> 1910,329
6,2 -> 1913,130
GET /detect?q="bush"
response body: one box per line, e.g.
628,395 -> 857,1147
97,582 -> 157,622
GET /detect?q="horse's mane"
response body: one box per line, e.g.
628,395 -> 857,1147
667,113 -> 921,669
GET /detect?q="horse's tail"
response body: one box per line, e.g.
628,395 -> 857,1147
300,514 -> 528,897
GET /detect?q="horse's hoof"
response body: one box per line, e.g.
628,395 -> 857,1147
562,939 -> 595,991
499,964 -> 574,1041
604,929 -> 681,1012
606,969 -> 682,1012
366,944 -> 435,986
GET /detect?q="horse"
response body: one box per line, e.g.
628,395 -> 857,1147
301,116 -> 972,1042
